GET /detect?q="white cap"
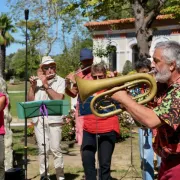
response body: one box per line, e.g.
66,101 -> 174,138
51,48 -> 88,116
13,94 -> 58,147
40,56 -> 56,67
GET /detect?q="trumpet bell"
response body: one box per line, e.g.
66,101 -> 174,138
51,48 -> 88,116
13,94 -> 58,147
75,73 -> 157,117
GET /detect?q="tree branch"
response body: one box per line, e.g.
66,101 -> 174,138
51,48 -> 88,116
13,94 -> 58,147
144,0 -> 167,28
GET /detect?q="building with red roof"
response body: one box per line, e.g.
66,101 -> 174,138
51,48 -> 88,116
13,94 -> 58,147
85,15 -> 180,72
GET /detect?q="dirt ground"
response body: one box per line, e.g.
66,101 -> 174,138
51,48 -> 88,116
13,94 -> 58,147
26,132 -> 143,180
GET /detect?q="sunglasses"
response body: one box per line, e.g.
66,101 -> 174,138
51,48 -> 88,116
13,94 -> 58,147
43,65 -> 56,71
92,75 -> 105,79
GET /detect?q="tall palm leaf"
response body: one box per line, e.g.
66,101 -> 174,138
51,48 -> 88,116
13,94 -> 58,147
0,14 -> 16,78
0,14 -> 16,170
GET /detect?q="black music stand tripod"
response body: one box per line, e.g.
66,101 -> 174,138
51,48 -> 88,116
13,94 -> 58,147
40,104 -> 50,180
17,100 -> 69,180
120,122 -> 142,180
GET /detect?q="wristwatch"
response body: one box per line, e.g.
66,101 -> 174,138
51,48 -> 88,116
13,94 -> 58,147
45,86 -> 52,91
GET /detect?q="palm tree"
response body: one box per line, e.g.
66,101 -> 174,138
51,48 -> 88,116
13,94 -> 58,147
0,14 -> 16,78
0,14 -> 15,170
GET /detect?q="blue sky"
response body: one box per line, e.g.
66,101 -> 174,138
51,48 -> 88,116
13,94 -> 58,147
0,0 -> 88,56
0,0 -> 25,55
0,0 -> 71,56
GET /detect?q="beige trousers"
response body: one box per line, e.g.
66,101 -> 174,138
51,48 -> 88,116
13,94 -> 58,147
34,118 -> 64,176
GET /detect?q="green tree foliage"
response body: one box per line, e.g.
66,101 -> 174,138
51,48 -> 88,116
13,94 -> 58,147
15,20 -> 43,76
9,48 -> 40,79
55,35 -> 93,77
5,52 -> 15,79
122,60 -> 133,75
55,37 -> 93,78
0,13 -> 16,78
8,0 -> 89,55
62,0 -> 132,20
161,0 -> 180,18
8,0 -> 61,54
63,0 -> 168,59
93,42 -> 117,60
9,49 -> 26,78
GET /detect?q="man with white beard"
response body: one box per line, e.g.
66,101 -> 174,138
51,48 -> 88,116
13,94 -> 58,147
111,41 -> 180,180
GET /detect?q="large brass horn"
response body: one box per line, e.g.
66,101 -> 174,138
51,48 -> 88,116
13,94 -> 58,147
75,73 -> 157,118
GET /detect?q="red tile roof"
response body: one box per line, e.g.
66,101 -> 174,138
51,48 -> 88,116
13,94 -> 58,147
84,14 -> 175,27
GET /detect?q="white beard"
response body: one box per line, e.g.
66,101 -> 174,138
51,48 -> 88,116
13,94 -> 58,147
155,66 -> 171,83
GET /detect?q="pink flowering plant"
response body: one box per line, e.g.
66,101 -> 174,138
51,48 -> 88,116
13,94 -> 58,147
62,109 -> 76,141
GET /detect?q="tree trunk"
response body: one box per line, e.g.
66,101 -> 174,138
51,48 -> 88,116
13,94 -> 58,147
132,0 -> 166,60
136,24 -> 153,59
132,0 -> 152,59
0,45 -> 6,79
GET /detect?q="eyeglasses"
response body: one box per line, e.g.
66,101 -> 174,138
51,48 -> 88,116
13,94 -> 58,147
92,75 -> 105,79
43,66 -> 56,71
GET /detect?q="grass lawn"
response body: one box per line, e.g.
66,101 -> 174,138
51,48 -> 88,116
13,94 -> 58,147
7,82 -> 71,118
11,126 -> 38,156
9,93 -> 25,118
11,126 -> 143,180
8,81 -> 144,179
9,92 -> 71,118
7,81 -> 28,91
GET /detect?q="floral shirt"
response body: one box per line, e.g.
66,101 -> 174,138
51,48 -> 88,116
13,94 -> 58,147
153,81 -> 180,158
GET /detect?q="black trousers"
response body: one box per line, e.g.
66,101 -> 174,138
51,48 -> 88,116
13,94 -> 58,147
0,135 -> 4,180
82,130 -> 116,180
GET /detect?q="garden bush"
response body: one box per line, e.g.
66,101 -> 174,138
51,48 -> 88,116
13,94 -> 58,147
27,122 -> 34,136
118,111 -> 133,141
62,109 -> 76,141
61,109 -> 132,143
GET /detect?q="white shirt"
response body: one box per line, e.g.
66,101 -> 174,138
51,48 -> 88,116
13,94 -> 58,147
32,75 -> 65,124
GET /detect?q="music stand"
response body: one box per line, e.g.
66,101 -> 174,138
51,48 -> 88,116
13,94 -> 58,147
17,100 -> 69,180
120,123 -> 142,180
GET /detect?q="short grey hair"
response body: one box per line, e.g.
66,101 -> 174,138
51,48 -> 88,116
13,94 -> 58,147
155,41 -> 180,72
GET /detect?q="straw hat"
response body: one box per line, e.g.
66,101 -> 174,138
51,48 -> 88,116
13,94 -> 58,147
40,56 -> 56,67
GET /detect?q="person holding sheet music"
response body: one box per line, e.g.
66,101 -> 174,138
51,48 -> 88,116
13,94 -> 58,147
28,56 -> 65,180
80,63 -> 120,180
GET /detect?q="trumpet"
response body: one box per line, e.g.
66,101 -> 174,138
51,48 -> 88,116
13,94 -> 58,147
75,65 -> 91,75
65,65 -> 91,86
75,73 -> 157,118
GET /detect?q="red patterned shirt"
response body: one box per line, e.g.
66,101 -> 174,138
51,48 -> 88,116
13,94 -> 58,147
153,79 -> 180,158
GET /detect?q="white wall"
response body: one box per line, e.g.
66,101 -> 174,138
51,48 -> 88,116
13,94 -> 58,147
93,28 -> 180,73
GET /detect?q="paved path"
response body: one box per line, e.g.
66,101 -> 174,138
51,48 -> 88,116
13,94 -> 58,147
25,134 -> 142,180
8,91 -> 25,93
11,117 -> 32,127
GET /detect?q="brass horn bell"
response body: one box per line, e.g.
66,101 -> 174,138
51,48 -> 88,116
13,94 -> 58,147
75,73 -> 157,118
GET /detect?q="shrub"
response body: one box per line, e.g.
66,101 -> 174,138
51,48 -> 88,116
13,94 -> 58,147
61,109 -> 133,142
27,122 -> 34,136
122,60 -> 133,75
62,109 -> 76,141
117,111 -> 133,141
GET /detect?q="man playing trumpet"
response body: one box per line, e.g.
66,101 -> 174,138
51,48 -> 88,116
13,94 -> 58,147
65,48 -> 94,179
111,41 -> 180,180
28,56 -> 65,180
